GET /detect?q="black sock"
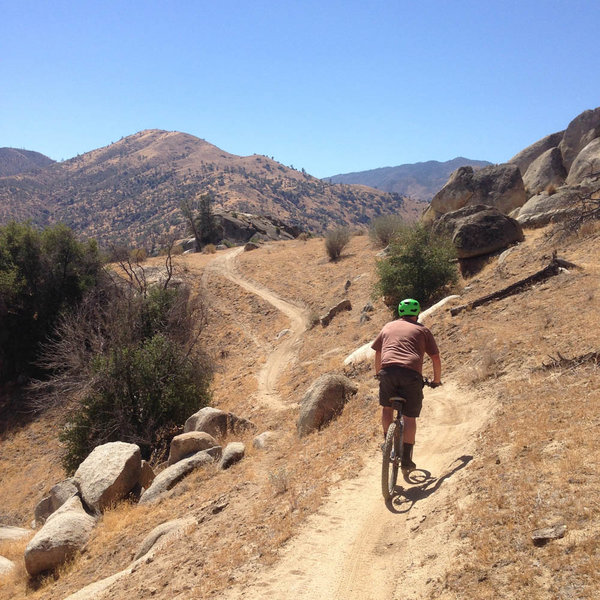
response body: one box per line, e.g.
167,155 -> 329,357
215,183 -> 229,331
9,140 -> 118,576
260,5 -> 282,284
402,442 -> 414,463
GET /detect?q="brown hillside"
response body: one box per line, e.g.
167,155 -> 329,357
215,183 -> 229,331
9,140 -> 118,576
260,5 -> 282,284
0,224 -> 598,599
0,130 -> 425,247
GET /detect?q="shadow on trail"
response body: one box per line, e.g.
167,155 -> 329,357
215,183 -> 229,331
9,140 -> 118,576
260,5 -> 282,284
385,455 -> 473,514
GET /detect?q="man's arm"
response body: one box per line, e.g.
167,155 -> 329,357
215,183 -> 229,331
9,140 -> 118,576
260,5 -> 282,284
375,349 -> 382,375
430,353 -> 442,384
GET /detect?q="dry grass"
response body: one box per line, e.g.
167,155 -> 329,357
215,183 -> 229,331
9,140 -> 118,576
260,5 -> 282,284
1,228 -> 599,599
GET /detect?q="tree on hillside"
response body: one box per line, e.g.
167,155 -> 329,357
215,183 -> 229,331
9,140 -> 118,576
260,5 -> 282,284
0,221 -> 103,384
374,223 -> 457,311
180,193 -> 218,250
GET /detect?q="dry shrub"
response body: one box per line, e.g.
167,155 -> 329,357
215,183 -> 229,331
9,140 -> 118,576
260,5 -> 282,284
296,232 -> 309,242
546,183 -> 557,195
324,227 -> 350,261
203,244 -> 217,254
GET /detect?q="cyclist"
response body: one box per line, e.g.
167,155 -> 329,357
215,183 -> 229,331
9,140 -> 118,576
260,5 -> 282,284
372,298 -> 442,470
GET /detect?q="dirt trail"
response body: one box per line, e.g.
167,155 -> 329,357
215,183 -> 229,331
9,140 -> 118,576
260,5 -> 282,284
204,248 -> 311,411
221,382 -> 491,600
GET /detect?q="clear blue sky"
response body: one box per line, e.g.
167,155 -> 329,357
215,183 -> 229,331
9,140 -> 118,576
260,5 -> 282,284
1,0 -> 599,178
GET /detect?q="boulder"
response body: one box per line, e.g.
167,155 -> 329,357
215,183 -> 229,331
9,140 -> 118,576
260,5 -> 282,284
297,374 -> 358,437
168,432 -> 219,465
34,478 -> 79,526
566,138 -> 600,185
139,460 -> 155,490
0,525 -> 32,542
214,212 -> 303,245
509,130 -> 564,175
252,430 -> 282,450
0,555 -> 15,576
522,147 -> 566,196
559,107 -> 600,172
139,447 -> 221,505
430,163 -> 526,218
433,205 -> 524,259
134,517 -> 196,561
24,496 -> 96,576
320,299 -> 352,327
516,187 -> 584,227
183,407 -> 255,438
244,242 -> 259,251
219,442 -> 245,470
74,442 -> 141,512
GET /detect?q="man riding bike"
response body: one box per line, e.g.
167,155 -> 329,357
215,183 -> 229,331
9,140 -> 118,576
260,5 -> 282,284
371,298 -> 442,470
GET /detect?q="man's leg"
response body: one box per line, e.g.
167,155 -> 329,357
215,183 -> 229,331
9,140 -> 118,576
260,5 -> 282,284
403,416 -> 417,444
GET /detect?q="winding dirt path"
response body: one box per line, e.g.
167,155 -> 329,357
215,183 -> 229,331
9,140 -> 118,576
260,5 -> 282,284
220,382 -> 491,600
204,248 -> 311,411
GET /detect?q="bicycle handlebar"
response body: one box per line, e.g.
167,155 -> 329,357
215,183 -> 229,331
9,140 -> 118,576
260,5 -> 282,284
423,377 -> 442,388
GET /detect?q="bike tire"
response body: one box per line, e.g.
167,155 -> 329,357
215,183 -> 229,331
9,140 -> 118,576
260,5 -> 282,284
381,421 -> 403,500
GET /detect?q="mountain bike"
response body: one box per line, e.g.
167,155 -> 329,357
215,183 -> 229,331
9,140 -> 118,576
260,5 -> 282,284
381,378 -> 436,501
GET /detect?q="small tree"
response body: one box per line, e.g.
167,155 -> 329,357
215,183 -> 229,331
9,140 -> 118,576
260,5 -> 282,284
369,214 -> 405,248
374,224 -> 457,311
324,226 -> 351,261
180,193 -> 218,250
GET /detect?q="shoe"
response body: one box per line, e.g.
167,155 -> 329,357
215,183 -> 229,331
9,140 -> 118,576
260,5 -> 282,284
401,442 -> 415,470
401,458 -> 416,470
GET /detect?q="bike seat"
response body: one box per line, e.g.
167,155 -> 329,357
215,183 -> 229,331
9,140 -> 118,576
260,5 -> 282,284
390,396 -> 407,411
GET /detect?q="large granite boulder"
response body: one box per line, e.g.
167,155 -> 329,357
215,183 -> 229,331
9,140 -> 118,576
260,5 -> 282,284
183,407 -> 255,438
433,205 -> 524,259
566,138 -> 600,185
219,442 -> 245,470
559,107 -> 600,172
0,525 -> 32,542
430,163 -> 526,218
74,442 -> 141,512
139,447 -> 221,505
34,478 -> 79,526
516,187 -> 585,227
24,496 -> 96,576
522,147 -> 566,196
297,374 -> 358,437
509,131 -> 564,176
167,431 -> 219,465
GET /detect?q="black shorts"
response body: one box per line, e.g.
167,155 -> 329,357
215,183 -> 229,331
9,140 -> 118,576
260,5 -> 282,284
378,365 -> 424,418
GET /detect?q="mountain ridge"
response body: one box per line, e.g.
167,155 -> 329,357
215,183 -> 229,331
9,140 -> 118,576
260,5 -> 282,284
325,156 -> 492,200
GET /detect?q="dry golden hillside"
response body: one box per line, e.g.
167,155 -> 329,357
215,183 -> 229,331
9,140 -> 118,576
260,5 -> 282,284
0,224 -> 598,599
0,130 -> 426,247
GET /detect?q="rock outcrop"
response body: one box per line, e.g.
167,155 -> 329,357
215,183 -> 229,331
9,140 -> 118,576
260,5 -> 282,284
0,555 -> 15,576
320,299 -> 352,327
565,138 -> 600,185
0,525 -> 32,542
168,432 -> 219,465
133,517 -> 196,561
429,163 -> 526,219
509,131 -> 564,176
558,107 -> 600,172
74,442 -> 141,512
184,407 -> 255,438
139,447 -> 221,505
24,496 -> 96,576
522,147 -> 566,196
433,205 -> 524,259
297,374 -> 358,437
253,430 -> 282,450
34,478 -> 79,526
516,187 -> 584,227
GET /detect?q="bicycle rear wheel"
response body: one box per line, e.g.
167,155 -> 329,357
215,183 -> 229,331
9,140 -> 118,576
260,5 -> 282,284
381,421 -> 403,500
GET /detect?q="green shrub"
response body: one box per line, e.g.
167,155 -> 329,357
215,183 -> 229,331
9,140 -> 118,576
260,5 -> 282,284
60,333 -> 211,473
374,224 -> 457,311
369,215 -> 405,248
324,226 -> 350,261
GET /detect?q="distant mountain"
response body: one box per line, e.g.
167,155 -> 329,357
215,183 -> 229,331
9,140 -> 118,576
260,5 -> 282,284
0,148 -> 55,177
325,157 -> 492,201
0,130 -> 426,247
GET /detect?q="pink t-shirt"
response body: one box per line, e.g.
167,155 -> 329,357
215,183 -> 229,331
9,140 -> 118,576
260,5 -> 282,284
371,318 -> 439,374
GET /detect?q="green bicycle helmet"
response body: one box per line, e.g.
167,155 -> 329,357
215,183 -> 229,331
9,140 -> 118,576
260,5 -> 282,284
398,298 -> 421,317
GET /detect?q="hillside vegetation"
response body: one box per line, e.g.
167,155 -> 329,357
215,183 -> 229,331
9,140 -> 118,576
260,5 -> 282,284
0,222 -> 598,599
0,131 -> 425,247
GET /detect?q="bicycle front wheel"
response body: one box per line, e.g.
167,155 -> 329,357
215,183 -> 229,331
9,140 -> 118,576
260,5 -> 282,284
381,421 -> 403,500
